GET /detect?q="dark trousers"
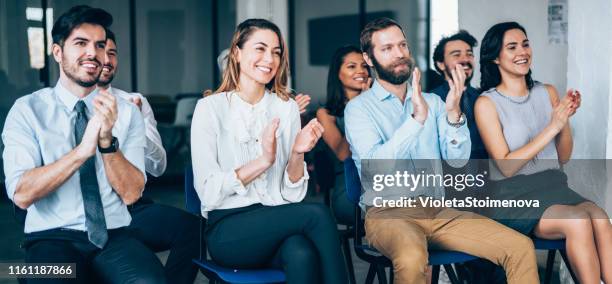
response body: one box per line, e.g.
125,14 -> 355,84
206,202 -> 349,284
24,228 -> 166,284
128,199 -> 200,284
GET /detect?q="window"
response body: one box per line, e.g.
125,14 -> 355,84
429,0 -> 458,69
25,7 -> 53,69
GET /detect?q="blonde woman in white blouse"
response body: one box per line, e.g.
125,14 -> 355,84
191,19 -> 348,284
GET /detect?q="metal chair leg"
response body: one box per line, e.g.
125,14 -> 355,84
341,232 -> 356,284
376,264 -> 388,284
365,264 -> 377,284
544,249 -> 556,284
443,264 -> 462,284
559,249 -> 579,284
432,265 -> 441,284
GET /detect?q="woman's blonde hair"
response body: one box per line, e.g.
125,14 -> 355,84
205,18 -> 290,100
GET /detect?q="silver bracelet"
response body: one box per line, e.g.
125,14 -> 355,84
446,113 -> 466,128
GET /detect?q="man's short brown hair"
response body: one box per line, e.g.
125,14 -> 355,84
360,17 -> 404,57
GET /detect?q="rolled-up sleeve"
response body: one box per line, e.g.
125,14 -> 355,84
2,102 -> 41,201
280,101 -> 308,202
191,99 -> 247,212
137,95 -> 167,177
121,105 -> 147,184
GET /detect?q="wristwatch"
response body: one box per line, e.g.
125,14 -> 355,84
99,136 -> 119,153
446,113 -> 466,128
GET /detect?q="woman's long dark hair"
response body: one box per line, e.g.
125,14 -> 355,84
480,22 -> 534,92
325,45 -> 367,117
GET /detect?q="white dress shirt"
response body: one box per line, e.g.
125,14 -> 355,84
2,81 -> 146,233
190,91 -> 309,217
108,86 -> 167,177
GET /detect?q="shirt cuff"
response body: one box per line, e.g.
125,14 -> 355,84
221,169 -> 248,196
283,161 -> 310,188
446,123 -> 468,146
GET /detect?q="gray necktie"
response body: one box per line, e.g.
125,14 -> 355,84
74,101 -> 108,249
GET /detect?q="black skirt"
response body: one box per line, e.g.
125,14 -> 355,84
486,169 -> 588,235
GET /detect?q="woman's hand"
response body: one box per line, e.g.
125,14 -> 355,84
261,118 -> 280,166
292,118 -> 324,154
550,93 -> 574,132
295,94 -> 311,114
566,89 -> 581,117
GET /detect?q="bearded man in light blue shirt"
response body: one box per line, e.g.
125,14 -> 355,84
2,5 -> 165,283
344,18 -> 539,284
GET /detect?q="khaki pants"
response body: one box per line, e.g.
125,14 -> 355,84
365,206 -> 539,284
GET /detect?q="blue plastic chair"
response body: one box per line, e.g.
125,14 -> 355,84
184,167 -> 286,284
344,158 -> 479,284
533,238 -> 577,284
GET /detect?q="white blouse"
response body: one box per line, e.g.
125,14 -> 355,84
191,91 -> 309,217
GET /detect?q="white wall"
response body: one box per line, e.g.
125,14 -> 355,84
565,0 -> 612,246
236,0 -> 288,38
566,0 -> 611,159
608,0 -> 612,160
458,0 -> 568,93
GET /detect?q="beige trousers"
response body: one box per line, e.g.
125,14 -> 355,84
364,206 -> 540,284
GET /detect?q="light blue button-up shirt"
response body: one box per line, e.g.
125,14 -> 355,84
344,80 -> 471,205
2,81 -> 146,233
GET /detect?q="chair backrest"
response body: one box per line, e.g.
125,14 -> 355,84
344,158 -> 362,205
184,166 -> 201,215
344,158 -> 368,242
173,97 -> 199,127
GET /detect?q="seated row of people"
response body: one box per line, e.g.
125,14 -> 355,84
3,4 -> 610,284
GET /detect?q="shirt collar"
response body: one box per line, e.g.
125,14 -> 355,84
232,89 -> 271,111
371,79 -> 413,101
54,80 -> 99,113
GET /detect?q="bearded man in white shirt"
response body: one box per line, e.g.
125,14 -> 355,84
97,30 -> 200,284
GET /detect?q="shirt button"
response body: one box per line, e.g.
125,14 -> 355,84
450,139 -> 458,145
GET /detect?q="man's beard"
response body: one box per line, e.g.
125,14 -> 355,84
62,57 -> 101,88
371,54 -> 414,85
98,67 -> 115,87
444,63 -> 473,86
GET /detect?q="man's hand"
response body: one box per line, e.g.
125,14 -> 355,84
130,97 -> 143,112
76,116 -> 102,159
292,118 -> 324,154
295,94 -> 311,114
94,89 -> 118,148
411,67 -> 428,124
445,64 -> 466,122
